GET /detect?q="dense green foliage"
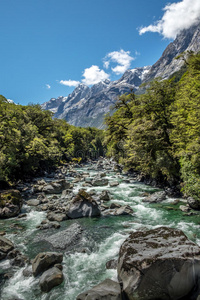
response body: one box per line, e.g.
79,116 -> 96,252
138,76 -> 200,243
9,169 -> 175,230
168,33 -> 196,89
0,97 -> 104,183
105,53 -> 200,198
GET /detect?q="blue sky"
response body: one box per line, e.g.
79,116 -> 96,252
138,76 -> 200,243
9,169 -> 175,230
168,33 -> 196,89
0,0 -> 199,105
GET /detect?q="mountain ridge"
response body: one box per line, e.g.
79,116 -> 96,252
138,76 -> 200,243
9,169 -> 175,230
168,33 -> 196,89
42,24 -> 200,129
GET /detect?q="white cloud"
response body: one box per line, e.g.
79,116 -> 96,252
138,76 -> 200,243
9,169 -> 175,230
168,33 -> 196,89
59,80 -> 80,87
103,60 -> 110,69
82,65 -> 110,85
104,50 -> 135,75
139,0 -> 200,39
46,84 -> 51,89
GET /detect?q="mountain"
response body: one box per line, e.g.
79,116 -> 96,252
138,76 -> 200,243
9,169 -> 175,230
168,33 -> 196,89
144,23 -> 200,82
42,24 -> 200,129
41,66 -> 150,128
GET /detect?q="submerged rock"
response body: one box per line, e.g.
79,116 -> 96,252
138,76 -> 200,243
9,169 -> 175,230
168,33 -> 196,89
32,252 -> 63,277
0,190 -> 23,218
67,190 -> 101,219
39,266 -> 64,293
76,278 -> 122,300
118,226 -> 200,300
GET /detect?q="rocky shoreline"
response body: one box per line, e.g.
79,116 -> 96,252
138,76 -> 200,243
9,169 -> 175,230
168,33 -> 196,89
0,158 -> 200,299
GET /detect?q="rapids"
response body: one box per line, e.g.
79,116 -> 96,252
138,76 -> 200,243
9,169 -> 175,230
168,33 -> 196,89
0,165 -> 200,300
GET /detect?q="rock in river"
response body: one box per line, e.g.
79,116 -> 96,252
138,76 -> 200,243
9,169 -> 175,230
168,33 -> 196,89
0,236 -> 14,260
67,190 -> 101,219
76,278 -> 122,300
142,191 -> 167,203
0,190 -> 23,218
32,252 -> 63,277
118,226 -> 200,300
92,178 -> 108,187
39,266 -> 64,293
43,223 -> 83,251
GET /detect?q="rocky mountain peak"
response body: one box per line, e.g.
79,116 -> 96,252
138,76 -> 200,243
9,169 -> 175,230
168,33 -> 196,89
144,23 -> 200,81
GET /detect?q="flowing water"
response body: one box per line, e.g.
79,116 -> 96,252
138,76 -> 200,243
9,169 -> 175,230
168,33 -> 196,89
0,165 -> 200,300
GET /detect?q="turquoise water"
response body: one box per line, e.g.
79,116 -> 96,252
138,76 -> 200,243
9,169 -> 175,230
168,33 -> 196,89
0,167 -> 200,300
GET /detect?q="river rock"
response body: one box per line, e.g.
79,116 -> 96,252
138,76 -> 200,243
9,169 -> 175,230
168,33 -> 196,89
39,266 -> 64,293
179,205 -> 191,213
76,278 -> 122,300
106,259 -> 118,269
0,236 -> 14,260
47,212 -> 67,222
0,190 -> 23,218
27,199 -> 41,206
187,197 -> 200,210
44,223 -> 83,251
92,178 -> 108,187
110,181 -> 119,187
142,191 -> 167,203
67,190 -> 101,219
118,226 -> 200,300
38,221 -> 60,230
99,190 -> 110,201
32,252 -> 63,277
114,205 -> 134,216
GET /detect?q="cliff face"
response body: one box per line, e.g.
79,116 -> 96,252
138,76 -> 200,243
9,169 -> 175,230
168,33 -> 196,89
42,24 -> 200,129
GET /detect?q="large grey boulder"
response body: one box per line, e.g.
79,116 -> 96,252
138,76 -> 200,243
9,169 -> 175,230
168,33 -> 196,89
67,190 -> 101,219
39,266 -> 64,292
118,227 -> 200,300
0,236 -> 14,260
32,252 -> 63,277
76,278 -> 122,300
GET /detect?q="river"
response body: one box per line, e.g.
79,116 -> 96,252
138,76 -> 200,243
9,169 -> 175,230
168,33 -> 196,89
0,163 -> 200,300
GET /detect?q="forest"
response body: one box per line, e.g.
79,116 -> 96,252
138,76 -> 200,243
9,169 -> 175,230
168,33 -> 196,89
0,98 -> 104,184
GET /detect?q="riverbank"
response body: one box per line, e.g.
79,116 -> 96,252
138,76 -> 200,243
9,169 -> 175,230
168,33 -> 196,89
0,158 -> 200,299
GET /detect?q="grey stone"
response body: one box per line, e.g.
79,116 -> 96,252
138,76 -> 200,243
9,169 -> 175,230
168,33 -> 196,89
118,227 -> 200,300
187,197 -> 200,210
142,191 -> 167,203
92,178 -> 108,187
39,266 -> 64,293
32,252 -> 63,277
76,278 -> 122,300
67,190 -> 101,219
27,199 -> 41,206
44,223 -> 83,250
99,190 -> 110,201
0,237 -> 14,257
